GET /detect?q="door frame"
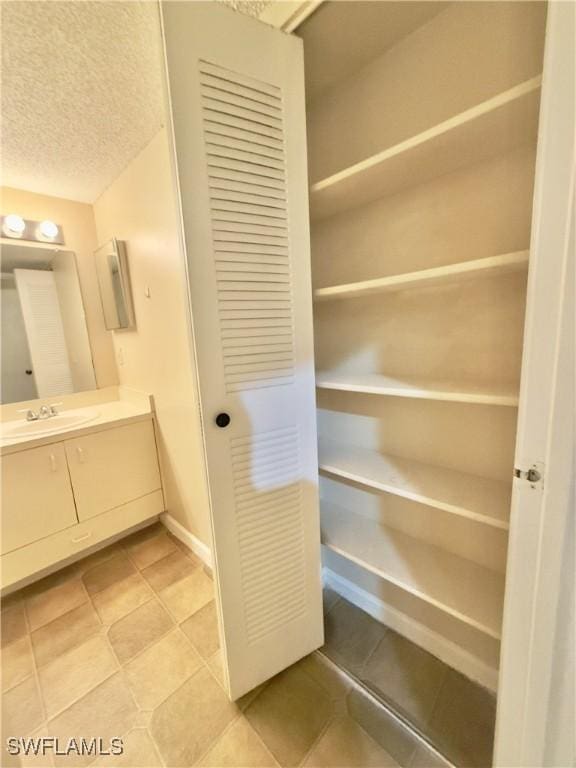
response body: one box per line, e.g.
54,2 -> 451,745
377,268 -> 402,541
259,0 -> 323,32
493,2 -> 575,765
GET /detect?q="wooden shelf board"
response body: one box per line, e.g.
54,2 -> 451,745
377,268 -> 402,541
314,251 -> 529,301
310,77 -> 541,220
319,439 -> 511,529
321,500 -> 505,639
316,372 -> 519,407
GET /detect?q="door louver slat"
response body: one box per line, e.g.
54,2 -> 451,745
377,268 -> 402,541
200,61 -> 295,393
230,425 -> 306,643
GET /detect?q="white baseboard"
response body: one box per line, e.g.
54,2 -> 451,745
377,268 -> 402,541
161,513 -> 212,568
323,566 -> 499,692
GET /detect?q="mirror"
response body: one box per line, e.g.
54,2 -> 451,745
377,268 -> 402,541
95,239 -> 135,331
1,243 -> 97,404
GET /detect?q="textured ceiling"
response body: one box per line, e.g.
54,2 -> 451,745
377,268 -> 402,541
1,1 -> 166,203
221,0 -> 272,17
1,1 -> 276,203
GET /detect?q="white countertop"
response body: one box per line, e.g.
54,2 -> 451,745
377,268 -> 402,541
1,393 -> 154,455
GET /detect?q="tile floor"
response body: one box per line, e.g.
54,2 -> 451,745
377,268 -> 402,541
2,523 -> 431,768
322,595 -> 496,768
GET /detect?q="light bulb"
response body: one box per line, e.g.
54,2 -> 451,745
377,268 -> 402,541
4,214 -> 26,235
39,220 -> 59,239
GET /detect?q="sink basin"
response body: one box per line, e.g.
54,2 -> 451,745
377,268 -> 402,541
1,408 -> 100,441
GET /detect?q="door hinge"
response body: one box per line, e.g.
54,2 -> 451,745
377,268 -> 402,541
514,462 -> 544,489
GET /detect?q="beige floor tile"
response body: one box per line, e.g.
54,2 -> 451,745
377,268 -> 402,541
323,600 -> 386,678
158,568 -> 213,622
207,649 -> 225,689
245,663 -> 333,767
21,564 -> 81,597
124,629 -> 202,710
428,669 -> 496,768
1,592 -> 22,613
133,711 -> 153,729
303,717 -> 399,767
91,573 -> 153,626
2,636 -> 35,692
150,666 -> 238,767
121,522 -> 163,549
93,728 -> 162,767
82,555 -> 136,596
72,542 -> 124,576
124,531 -> 177,570
141,549 -> 199,592
47,673 -> 137,768
362,631 -> 446,731
198,716 -> 278,767
38,635 -> 118,718
180,600 -> 219,659
1,603 -> 27,648
107,599 -> 173,664
2,676 -> 44,737
26,580 -> 87,632
298,654 -> 351,704
31,603 -> 101,668
166,531 -> 196,557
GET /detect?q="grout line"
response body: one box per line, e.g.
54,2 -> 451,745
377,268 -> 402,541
192,711 -> 244,766
20,592 -> 49,736
1,633 -> 35,695
297,713 -> 334,767
144,725 -> 167,768
31,600 -> 104,672
242,716 -> 282,768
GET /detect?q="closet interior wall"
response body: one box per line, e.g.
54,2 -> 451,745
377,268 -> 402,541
301,1 -> 547,689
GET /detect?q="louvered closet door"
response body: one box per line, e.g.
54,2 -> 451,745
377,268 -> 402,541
161,2 -> 322,699
14,269 -> 74,398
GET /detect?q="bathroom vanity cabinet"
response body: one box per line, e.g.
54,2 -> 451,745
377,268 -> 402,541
1,419 -> 163,587
2,443 -> 77,553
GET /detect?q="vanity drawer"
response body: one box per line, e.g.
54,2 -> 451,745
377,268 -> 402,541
1,443 -> 78,554
64,420 -> 162,521
1,490 -> 164,589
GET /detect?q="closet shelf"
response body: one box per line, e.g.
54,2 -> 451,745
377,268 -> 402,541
310,77 -> 541,221
320,500 -> 505,639
318,439 -> 511,529
316,372 -> 519,407
314,251 -> 529,301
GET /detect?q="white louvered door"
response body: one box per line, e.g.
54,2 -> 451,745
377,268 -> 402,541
14,269 -> 74,398
161,2 -> 323,699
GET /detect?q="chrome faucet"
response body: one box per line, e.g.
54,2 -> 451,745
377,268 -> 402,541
18,409 -> 39,421
18,403 -> 62,422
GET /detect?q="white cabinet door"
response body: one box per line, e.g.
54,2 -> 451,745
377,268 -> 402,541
161,2 -> 323,699
1,443 -> 77,554
65,420 -> 162,521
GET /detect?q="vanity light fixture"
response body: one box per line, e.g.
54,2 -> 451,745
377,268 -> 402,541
1,214 -> 64,244
3,213 -> 26,237
39,220 -> 59,239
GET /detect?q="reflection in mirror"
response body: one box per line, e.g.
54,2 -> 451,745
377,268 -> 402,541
0,243 -> 96,404
95,239 -> 135,331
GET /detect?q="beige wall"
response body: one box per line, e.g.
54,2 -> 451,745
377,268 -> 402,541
92,128 -> 212,545
1,186 -> 118,389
